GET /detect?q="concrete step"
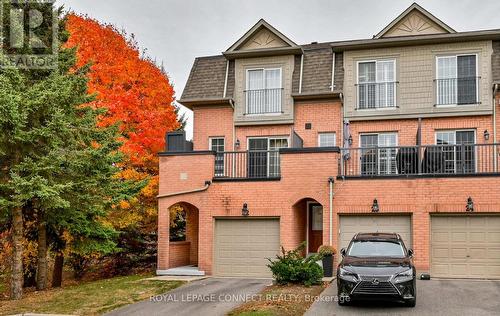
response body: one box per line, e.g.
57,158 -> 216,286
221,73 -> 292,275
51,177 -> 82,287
156,265 -> 205,276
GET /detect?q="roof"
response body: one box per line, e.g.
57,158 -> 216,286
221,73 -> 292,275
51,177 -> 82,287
374,3 -> 455,39
353,233 -> 402,241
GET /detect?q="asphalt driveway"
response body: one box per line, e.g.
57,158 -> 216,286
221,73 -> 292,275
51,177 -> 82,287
106,277 -> 271,316
306,278 -> 500,315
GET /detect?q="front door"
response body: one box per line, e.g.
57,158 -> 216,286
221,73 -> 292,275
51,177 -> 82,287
308,203 -> 323,253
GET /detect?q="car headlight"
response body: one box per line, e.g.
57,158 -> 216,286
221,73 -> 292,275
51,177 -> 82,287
338,267 -> 358,282
393,268 -> 414,284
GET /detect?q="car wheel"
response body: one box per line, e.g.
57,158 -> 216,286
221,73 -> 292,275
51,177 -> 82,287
405,298 -> 416,307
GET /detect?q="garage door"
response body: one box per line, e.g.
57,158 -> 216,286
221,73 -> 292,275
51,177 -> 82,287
431,216 -> 500,279
339,215 -> 412,250
214,218 -> 280,277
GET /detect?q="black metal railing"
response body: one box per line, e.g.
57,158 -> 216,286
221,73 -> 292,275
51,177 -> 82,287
214,150 -> 281,179
356,82 -> 397,109
435,76 -> 480,105
340,143 -> 500,177
245,88 -> 283,114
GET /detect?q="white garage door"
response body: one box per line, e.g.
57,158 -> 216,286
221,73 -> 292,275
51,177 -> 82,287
339,215 -> 412,250
214,218 -> 280,278
431,216 -> 500,279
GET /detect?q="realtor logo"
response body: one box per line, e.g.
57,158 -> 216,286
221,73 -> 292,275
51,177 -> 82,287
0,0 -> 58,69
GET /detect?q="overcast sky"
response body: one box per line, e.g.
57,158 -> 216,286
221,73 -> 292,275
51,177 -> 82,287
57,0 -> 500,139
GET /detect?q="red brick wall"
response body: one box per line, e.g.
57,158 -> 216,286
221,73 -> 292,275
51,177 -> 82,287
235,125 -> 293,150
169,241 -> 191,267
294,100 -> 343,147
193,105 -> 233,150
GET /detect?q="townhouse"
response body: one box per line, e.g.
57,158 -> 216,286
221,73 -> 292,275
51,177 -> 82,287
158,3 -> 500,279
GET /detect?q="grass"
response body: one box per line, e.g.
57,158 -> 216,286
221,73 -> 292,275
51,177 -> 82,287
0,274 -> 184,316
228,283 -> 327,316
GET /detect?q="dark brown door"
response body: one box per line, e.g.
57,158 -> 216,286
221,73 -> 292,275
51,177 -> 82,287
308,203 -> 323,253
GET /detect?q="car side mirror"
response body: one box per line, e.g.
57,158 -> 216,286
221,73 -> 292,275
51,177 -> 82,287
340,248 -> 346,257
408,249 -> 414,257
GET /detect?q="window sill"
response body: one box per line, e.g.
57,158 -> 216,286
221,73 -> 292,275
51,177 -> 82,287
355,106 -> 399,111
434,102 -> 481,107
244,112 -> 283,116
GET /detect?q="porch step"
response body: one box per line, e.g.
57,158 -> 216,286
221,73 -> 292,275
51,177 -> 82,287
156,265 -> 205,276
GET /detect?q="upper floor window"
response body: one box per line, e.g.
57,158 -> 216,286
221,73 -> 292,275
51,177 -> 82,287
436,130 -> 475,174
436,55 -> 479,106
246,68 -> 282,115
357,60 -> 396,109
318,132 -> 336,147
209,137 -> 225,177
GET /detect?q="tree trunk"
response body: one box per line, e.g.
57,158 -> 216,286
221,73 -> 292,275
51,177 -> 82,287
11,206 -> 23,299
36,219 -> 48,290
52,253 -> 64,288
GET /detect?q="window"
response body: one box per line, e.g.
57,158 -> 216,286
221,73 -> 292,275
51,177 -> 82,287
248,137 -> 288,178
246,68 -> 282,114
348,240 -> 405,258
436,55 -> 478,105
357,60 -> 396,109
360,133 -> 398,175
436,130 -> 475,173
318,133 -> 336,147
210,137 -> 225,177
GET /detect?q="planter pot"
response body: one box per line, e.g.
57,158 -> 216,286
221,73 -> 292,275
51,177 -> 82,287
322,254 -> 334,277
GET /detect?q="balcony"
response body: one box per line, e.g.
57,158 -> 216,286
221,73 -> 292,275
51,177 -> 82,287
356,82 -> 398,109
340,143 -> 500,178
435,77 -> 480,106
213,150 -> 281,180
245,88 -> 283,114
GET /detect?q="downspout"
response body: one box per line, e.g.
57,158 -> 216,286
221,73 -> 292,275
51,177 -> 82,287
493,84 -> 498,171
298,54 -> 304,94
157,181 -> 211,199
331,52 -> 336,91
328,177 -> 334,246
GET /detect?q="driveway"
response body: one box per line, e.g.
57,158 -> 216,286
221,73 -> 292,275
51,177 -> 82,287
306,279 -> 500,315
106,277 -> 271,316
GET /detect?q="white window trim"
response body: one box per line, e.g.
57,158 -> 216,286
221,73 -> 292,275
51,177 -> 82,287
247,136 -> 289,177
434,129 -> 477,173
356,59 -> 397,110
435,53 -> 479,107
209,137 -> 225,151
359,132 -> 399,175
245,67 -> 283,115
318,132 -> 337,147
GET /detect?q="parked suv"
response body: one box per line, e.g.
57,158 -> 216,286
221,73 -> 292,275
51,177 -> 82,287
337,232 -> 416,307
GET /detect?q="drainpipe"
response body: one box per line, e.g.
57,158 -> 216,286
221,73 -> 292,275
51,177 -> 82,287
328,177 -> 335,246
157,181 -> 211,199
494,84 -> 498,171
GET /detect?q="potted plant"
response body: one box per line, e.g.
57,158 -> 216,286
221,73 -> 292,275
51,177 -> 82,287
318,245 -> 336,277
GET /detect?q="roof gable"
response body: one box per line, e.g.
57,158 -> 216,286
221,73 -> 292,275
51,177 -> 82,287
375,3 -> 456,39
223,19 -> 302,59
225,19 -> 298,52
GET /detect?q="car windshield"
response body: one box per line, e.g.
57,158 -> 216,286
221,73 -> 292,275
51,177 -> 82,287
348,240 -> 405,258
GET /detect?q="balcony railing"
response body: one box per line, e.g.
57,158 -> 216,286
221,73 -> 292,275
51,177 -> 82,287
340,143 -> 500,178
435,76 -> 480,105
245,88 -> 283,114
356,82 -> 397,109
214,150 -> 281,180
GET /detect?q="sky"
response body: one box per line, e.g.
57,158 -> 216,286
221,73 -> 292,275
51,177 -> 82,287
57,0 -> 500,139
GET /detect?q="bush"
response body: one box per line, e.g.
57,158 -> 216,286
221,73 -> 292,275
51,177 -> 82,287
317,245 -> 336,257
267,242 -> 323,286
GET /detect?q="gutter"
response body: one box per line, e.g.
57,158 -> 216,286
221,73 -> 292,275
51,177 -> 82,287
157,181 -> 211,199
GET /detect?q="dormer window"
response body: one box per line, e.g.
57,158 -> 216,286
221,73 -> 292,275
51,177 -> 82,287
245,68 -> 282,114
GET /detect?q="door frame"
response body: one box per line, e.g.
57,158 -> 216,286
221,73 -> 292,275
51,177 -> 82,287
306,201 -> 323,254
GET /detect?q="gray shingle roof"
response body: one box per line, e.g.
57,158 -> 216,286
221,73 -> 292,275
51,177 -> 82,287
180,46 -> 343,102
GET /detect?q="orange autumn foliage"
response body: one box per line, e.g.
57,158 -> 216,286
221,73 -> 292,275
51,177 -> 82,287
65,14 -> 179,168
65,14 -> 179,231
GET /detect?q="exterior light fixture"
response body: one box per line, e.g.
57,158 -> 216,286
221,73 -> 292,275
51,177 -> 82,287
235,139 -> 240,148
371,199 -> 379,213
466,197 -> 474,212
484,130 -> 490,141
242,203 -> 249,216
348,135 -> 353,146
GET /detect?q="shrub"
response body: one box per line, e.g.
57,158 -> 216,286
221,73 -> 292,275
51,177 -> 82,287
267,242 -> 323,286
317,245 -> 336,257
